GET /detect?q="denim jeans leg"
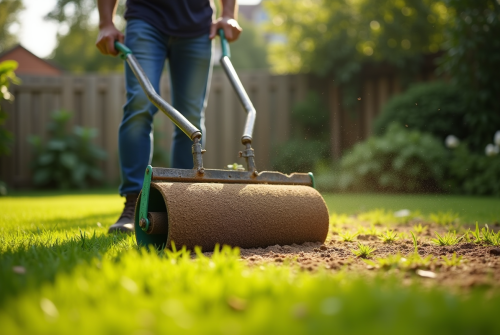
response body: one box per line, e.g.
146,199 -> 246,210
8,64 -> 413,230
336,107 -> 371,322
119,20 -> 167,196
168,34 -> 213,169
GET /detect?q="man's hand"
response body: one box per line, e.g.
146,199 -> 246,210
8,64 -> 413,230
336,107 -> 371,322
209,17 -> 242,42
96,23 -> 124,56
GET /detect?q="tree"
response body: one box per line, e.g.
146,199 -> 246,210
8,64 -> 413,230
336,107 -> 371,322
47,0 -> 268,72
264,0 -> 447,81
438,0 -> 500,149
0,0 -> 24,53
0,59 -> 19,154
228,17 -> 268,70
47,0 -> 125,73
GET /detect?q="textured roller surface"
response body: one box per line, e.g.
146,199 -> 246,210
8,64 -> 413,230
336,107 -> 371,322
148,182 -> 329,251
146,212 -> 169,234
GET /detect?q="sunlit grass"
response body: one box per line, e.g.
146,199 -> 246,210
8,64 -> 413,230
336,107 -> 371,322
1,192 -> 500,334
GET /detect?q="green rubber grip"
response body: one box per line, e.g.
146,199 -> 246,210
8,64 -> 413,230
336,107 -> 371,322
114,41 -> 132,60
218,29 -> 231,58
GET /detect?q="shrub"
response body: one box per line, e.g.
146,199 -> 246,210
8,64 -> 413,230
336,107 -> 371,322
0,60 -> 20,195
337,123 -> 447,193
445,144 -> 500,196
29,110 -> 107,189
271,139 -> 329,174
373,82 -> 468,141
438,0 -> 500,150
271,91 -> 330,174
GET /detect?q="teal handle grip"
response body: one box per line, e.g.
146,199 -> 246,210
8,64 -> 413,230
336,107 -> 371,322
218,29 -> 231,58
114,41 -> 132,59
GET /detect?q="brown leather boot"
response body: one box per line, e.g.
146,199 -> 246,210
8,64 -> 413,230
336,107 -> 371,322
108,194 -> 138,234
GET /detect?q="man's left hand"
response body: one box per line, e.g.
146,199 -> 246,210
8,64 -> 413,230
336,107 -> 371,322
209,17 -> 242,42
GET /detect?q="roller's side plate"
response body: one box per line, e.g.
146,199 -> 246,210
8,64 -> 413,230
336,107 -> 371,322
151,167 -> 312,186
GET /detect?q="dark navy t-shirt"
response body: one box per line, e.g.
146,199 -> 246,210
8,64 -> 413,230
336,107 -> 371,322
124,0 -> 214,37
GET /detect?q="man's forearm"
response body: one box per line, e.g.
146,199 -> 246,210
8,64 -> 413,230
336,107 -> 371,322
98,0 -> 119,28
221,0 -> 238,19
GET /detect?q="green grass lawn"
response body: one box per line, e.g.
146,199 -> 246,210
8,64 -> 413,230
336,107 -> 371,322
1,192 -> 500,334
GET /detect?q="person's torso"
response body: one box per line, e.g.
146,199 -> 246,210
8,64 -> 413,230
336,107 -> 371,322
125,0 -> 214,37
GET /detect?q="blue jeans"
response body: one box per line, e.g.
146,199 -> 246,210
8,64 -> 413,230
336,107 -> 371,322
119,19 -> 213,195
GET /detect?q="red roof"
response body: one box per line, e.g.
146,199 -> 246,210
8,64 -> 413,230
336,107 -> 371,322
0,45 -> 63,76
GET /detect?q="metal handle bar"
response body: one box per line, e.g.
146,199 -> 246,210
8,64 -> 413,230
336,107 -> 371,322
218,29 -> 256,144
114,41 -> 202,141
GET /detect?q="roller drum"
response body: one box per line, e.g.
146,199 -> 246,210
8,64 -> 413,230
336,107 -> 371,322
135,182 -> 329,251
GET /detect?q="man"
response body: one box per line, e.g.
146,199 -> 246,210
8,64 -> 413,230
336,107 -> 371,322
96,0 -> 242,233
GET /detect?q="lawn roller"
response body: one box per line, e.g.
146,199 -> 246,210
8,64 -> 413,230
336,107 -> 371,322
114,31 -> 329,250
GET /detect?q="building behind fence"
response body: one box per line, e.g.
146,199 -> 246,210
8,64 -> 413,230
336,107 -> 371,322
0,67 -> 434,188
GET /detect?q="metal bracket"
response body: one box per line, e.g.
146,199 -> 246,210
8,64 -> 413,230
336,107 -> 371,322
138,165 -> 153,232
239,143 -> 257,173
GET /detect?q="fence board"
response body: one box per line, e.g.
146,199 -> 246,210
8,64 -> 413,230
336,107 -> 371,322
0,69 -> 431,188
329,84 -> 342,159
16,92 -> 31,186
362,79 -> 376,137
253,72 -> 271,170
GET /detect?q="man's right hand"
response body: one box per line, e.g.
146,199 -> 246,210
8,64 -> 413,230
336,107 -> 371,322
96,24 -> 124,56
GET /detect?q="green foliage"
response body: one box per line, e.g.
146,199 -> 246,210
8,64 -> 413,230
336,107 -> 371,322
364,253 -> 403,270
28,110 -> 107,189
0,60 -> 19,156
50,22 -> 124,73
431,231 -> 464,246
47,1 -> 267,72
2,194 -> 500,333
0,0 -> 24,52
46,0 -> 126,73
441,252 -> 463,267
438,0 -> 500,149
378,230 -> 399,244
338,230 -> 358,242
411,231 -> 419,253
338,123 -> 447,193
446,144 -> 500,196
481,225 -> 500,246
373,82 -> 468,140
228,17 -> 269,70
351,242 -> 376,258
290,91 -> 329,137
365,252 -> 434,271
265,0 -> 446,80
412,224 -> 428,235
467,222 -> 500,246
405,252 -> 434,270
429,211 -> 460,226
0,60 -> 20,195
271,138 -> 328,174
271,92 -> 329,173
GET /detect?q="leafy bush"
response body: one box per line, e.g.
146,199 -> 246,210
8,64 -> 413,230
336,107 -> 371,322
271,91 -> 330,174
271,139 -> 329,174
438,0 -> 500,150
0,60 -> 19,156
0,60 -> 20,195
445,144 -> 500,196
29,110 -> 107,189
336,123 -> 447,193
373,82 -> 468,141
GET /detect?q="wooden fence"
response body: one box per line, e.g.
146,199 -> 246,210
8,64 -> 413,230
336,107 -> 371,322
0,68 -> 433,188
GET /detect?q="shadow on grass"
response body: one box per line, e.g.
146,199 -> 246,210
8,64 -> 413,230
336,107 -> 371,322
5,187 -> 118,198
0,229 -> 134,307
19,212 -> 121,234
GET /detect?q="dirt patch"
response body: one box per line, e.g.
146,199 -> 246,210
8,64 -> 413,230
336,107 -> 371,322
203,222 -> 500,289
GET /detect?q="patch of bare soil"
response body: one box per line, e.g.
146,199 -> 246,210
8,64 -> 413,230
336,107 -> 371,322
206,223 -> 500,289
